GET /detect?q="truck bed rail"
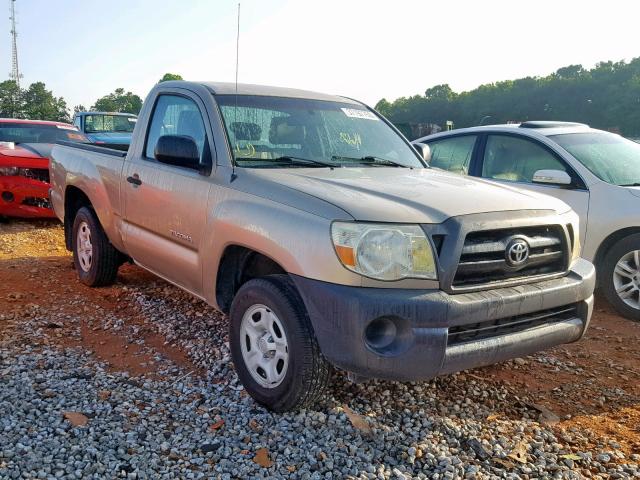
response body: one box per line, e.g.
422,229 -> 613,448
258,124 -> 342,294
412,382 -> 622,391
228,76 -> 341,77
57,141 -> 127,158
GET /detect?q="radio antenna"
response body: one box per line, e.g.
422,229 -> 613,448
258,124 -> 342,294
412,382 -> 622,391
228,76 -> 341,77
235,3 -> 240,95
231,2 -> 240,179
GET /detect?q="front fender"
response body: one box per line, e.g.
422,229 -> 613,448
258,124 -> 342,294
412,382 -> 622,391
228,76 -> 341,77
200,192 -> 363,308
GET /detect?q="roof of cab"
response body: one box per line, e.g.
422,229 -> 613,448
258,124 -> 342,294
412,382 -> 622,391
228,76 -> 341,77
160,80 -> 361,105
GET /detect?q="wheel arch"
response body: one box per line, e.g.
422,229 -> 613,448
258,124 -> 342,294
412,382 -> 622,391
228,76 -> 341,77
215,245 -> 287,314
63,185 -> 93,250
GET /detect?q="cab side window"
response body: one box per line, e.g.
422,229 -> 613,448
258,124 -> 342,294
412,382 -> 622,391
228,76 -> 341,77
482,135 -> 568,183
145,95 -> 207,164
426,135 -> 477,175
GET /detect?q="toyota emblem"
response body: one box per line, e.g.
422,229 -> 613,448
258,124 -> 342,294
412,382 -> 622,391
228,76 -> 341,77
506,238 -> 530,266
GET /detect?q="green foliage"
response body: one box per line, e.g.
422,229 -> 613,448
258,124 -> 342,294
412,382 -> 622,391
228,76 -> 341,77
159,73 -> 184,83
374,98 -> 392,117
379,58 -> 640,138
425,84 -> 456,101
91,88 -> 143,115
0,80 -> 69,122
0,80 -> 22,118
22,82 -> 70,122
73,104 -> 87,114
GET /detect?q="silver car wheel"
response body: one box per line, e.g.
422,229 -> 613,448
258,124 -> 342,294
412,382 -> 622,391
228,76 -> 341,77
239,304 -> 289,388
77,221 -> 93,273
612,250 -> 640,309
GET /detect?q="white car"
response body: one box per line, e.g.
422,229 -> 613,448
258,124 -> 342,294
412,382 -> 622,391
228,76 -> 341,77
414,121 -> 640,321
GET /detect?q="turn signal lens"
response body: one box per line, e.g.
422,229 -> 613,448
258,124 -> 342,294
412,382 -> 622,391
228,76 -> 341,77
335,244 -> 356,267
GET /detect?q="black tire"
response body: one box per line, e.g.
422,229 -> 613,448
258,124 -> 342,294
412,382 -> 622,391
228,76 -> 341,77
229,274 -> 331,412
71,206 -> 119,287
601,233 -> 640,322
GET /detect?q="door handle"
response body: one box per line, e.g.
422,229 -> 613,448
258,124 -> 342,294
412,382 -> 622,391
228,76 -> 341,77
127,175 -> 142,186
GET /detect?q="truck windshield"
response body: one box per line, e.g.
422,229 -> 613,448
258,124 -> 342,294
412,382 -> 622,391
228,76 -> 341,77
0,123 -> 89,144
551,132 -> 640,186
215,95 -> 423,168
84,114 -> 136,133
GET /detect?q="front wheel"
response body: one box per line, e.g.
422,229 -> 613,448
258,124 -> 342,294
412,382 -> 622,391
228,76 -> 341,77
601,234 -> 640,321
229,275 -> 331,412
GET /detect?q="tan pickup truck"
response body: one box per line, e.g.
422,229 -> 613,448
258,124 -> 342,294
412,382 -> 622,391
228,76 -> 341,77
49,81 -> 595,411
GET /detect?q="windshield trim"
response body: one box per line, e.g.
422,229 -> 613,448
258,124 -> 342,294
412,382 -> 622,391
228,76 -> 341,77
212,93 -> 426,170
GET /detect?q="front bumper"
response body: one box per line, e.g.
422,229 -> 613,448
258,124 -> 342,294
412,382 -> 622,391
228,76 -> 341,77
292,258 -> 595,381
0,176 -> 55,218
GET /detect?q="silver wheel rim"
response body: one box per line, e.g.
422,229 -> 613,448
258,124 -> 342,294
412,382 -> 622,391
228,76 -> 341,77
239,304 -> 289,389
613,250 -> 640,309
77,221 -> 93,273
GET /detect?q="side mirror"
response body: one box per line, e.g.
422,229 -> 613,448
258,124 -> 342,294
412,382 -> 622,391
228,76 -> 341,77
532,169 -> 572,186
412,142 -> 431,163
155,135 -> 200,169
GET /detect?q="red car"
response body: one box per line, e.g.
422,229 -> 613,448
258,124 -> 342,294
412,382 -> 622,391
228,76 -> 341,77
0,119 -> 88,219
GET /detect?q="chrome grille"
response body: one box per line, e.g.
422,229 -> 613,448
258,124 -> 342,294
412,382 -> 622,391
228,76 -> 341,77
453,225 -> 568,288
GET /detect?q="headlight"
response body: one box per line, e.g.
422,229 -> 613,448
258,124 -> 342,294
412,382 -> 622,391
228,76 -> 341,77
0,167 -> 19,176
331,222 -> 437,281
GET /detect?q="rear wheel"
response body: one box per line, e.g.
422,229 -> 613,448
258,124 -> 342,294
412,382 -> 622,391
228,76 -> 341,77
71,207 -> 119,287
229,275 -> 331,412
601,234 -> 640,321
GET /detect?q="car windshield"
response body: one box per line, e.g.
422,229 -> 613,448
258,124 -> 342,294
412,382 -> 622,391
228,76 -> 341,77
0,123 -> 89,144
84,114 -> 136,133
551,132 -> 640,186
215,94 -> 423,168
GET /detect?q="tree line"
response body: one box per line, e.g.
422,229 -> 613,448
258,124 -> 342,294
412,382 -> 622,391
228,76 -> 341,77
376,58 -> 640,139
0,73 -> 183,123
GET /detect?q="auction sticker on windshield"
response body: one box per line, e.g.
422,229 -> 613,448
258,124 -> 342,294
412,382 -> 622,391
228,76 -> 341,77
341,108 -> 378,121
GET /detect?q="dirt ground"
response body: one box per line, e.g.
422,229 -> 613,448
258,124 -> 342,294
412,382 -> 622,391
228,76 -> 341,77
1,220 -> 639,458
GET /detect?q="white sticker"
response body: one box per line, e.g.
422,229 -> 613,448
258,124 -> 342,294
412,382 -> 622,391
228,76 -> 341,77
56,124 -> 77,130
340,108 -> 378,121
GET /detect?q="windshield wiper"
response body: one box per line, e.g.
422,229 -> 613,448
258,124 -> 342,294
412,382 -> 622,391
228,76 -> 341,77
236,156 -> 336,168
620,182 -> 640,186
331,155 -> 410,168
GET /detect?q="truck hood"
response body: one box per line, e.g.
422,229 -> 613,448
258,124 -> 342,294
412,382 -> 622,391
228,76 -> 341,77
249,167 -> 571,223
86,132 -> 132,144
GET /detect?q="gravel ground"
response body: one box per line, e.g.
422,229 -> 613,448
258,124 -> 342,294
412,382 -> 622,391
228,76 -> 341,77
1,221 -> 639,479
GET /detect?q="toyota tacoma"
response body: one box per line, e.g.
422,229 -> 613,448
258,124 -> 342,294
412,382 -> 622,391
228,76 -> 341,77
49,81 -> 595,411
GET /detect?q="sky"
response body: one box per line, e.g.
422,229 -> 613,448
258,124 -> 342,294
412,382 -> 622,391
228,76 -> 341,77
2,0 -> 640,111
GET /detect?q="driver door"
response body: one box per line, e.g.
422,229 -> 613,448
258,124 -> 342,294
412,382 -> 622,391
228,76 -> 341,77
121,92 -> 212,295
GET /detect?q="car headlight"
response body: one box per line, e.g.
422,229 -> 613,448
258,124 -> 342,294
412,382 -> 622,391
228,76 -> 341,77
331,222 -> 437,281
0,167 -> 19,176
